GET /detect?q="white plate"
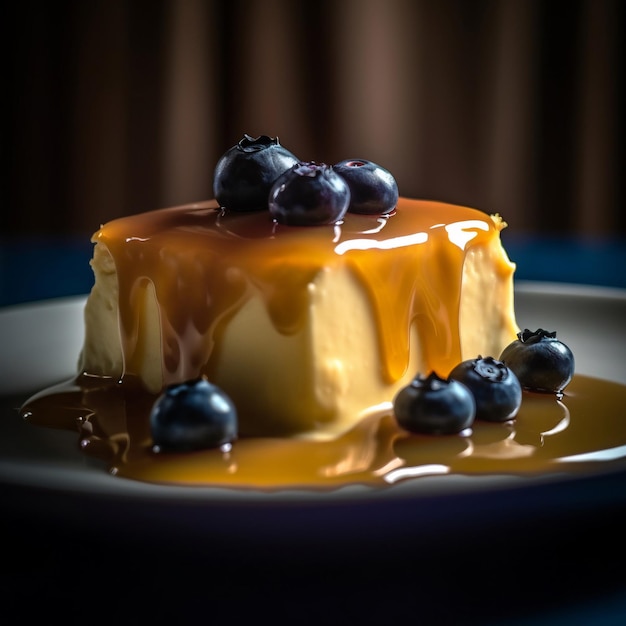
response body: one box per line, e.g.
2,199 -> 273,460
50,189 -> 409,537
2,283 -> 626,623
0,295 -> 86,395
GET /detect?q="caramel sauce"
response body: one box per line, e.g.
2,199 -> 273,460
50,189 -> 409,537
19,198 -> 625,490
93,198 -> 514,388
20,374 -> 626,490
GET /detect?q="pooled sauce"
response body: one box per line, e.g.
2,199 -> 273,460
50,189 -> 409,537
20,374 -> 626,489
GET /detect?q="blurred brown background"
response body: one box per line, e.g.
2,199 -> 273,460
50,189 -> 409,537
2,0 -> 624,238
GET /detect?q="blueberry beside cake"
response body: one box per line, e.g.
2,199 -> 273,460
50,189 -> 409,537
77,135 -> 519,440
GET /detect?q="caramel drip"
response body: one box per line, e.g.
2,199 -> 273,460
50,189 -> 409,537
95,199 -> 503,385
19,199 -> 624,490
20,375 -> 626,490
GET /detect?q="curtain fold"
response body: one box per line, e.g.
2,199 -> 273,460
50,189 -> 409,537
3,0 -> 624,237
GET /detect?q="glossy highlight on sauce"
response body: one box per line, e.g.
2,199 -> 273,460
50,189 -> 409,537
20,374 -> 626,490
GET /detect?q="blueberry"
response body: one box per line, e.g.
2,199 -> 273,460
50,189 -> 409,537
213,134 -> 299,211
448,356 -> 522,422
150,377 -> 238,452
393,371 -> 476,435
500,328 -> 575,394
269,162 -> 350,226
333,159 -> 398,215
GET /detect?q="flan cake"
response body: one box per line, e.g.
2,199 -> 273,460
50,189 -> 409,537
78,197 -> 519,439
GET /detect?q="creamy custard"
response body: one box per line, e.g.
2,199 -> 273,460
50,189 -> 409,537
78,198 -> 518,438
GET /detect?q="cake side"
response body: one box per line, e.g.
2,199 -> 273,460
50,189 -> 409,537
459,214 -> 518,362
78,198 -> 519,439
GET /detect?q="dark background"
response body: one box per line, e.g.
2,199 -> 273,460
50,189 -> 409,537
2,0 -> 625,240
2,3 -> 626,622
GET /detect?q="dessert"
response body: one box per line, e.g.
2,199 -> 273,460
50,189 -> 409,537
18,134 -> 626,489
77,197 -> 518,440
64,134 -> 517,443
